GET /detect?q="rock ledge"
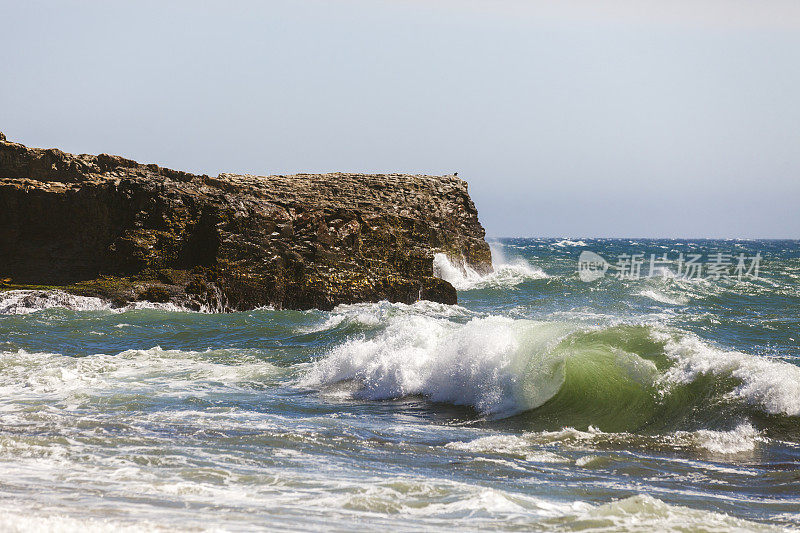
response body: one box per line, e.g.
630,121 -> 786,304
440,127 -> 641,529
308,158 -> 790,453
0,133 -> 491,311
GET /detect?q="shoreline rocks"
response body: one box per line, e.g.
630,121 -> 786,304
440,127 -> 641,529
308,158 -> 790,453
0,133 -> 491,311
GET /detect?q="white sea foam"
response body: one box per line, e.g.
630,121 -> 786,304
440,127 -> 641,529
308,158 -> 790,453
401,485 -> 581,519
446,423 -> 763,463
299,300 -> 475,333
125,301 -> 205,312
445,434 -> 569,463
656,331 -> 800,417
0,509 -> 163,533
433,244 -> 547,291
0,347 -> 281,403
301,315 -> 573,416
446,427 -> 607,456
0,486 -> 769,532
0,290 -> 210,315
330,299 -> 475,319
0,290 -> 113,314
330,483 -> 769,531
688,423 -> 762,454
0,309 -> 787,531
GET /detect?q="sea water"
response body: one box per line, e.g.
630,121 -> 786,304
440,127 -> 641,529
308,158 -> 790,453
0,239 -> 798,531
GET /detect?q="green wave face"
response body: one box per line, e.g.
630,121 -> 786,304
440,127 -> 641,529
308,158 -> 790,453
521,326 -> 665,433
509,324 -> 800,438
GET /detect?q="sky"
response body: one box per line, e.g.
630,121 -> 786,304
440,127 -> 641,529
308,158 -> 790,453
1,0 -> 798,238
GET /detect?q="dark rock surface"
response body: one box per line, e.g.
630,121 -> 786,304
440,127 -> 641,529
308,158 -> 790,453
0,133 -> 492,311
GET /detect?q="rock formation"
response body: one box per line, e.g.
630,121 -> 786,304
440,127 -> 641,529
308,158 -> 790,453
0,133 -> 492,311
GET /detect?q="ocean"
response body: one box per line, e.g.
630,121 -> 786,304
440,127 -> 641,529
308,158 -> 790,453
0,238 -> 798,532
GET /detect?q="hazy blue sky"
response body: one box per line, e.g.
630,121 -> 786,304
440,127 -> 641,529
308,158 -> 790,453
2,0 -> 798,237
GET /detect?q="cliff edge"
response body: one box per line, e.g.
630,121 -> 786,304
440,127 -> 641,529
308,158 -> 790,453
0,133 -> 492,311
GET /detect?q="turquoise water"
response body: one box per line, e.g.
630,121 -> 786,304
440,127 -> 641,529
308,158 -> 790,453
0,239 -> 798,531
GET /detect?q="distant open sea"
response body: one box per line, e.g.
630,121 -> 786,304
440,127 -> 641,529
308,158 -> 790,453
0,238 -> 798,532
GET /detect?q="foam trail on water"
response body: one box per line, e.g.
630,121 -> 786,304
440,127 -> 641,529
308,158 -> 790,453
0,510 -> 161,533
447,423 -> 763,458
0,347 -> 281,402
433,243 -> 547,290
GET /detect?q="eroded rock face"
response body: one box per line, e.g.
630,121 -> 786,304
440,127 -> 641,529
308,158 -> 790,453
0,133 -> 491,311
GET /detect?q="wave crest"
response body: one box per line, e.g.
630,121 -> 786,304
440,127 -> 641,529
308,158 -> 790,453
657,331 -> 800,417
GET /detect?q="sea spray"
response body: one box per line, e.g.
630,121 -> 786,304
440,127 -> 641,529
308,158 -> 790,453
301,315 -> 570,415
433,243 -> 547,290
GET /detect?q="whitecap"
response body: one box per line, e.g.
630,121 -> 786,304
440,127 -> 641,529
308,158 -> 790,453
553,239 -> 587,247
637,289 -> 688,306
298,300 -> 476,333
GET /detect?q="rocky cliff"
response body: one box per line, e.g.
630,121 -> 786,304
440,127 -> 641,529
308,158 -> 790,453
0,133 -> 492,311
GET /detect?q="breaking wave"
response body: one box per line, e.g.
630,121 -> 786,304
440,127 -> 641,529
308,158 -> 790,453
656,331 -> 800,417
302,311 -> 800,432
